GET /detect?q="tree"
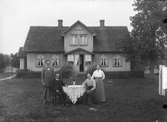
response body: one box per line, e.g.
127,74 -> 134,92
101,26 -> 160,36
118,0 -> 167,82
10,53 -> 19,68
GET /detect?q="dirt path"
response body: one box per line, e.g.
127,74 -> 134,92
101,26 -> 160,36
0,74 -> 16,81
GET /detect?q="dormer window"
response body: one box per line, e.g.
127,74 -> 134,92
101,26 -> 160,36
70,35 -> 78,45
80,35 -> 87,45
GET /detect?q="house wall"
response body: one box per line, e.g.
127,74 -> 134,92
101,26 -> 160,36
20,58 -> 25,69
27,53 -> 66,71
93,53 -> 130,72
64,24 -> 93,52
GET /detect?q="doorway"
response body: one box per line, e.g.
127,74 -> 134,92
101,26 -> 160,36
79,54 -> 84,72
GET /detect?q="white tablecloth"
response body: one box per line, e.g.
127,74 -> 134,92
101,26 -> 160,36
63,85 -> 86,104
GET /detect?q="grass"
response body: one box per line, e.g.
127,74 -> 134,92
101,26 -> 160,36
0,73 -> 15,79
0,75 -> 167,122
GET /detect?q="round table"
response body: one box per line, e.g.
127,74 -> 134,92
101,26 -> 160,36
63,85 -> 86,104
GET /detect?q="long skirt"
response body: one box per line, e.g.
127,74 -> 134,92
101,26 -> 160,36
95,78 -> 105,102
82,86 -> 98,105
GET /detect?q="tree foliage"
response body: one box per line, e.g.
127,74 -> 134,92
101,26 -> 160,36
118,0 -> 167,82
0,53 -> 19,73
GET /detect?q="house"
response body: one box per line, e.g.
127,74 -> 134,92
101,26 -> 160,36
17,20 -> 130,73
5,66 -> 18,73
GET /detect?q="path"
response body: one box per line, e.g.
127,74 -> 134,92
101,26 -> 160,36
0,74 -> 16,81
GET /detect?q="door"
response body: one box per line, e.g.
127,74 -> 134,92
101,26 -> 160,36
79,54 -> 84,72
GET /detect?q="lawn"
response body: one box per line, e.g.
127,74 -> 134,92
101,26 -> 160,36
0,75 -> 167,122
0,73 -> 15,79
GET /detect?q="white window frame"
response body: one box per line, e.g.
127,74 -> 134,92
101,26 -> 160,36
37,54 -> 45,66
80,35 -> 87,45
52,54 -> 59,66
70,35 -> 78,45
113,55 -> 122,67
100,54 -> 108,66
67,55 -> 74,65
85,54 -> 91,66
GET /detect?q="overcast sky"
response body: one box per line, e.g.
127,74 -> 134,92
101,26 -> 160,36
0,0 -> 136,55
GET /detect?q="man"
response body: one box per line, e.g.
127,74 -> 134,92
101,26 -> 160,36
51,73 -> 68,106
82,73 -> 98,105
41,60 -> 55,104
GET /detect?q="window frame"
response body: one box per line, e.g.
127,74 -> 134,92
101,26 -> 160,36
70,34 -> 78,46
79,34 -> 88,46
51,54 -> 60,67
36,54 -> 45,67
67,55 -> 74,65
113,55 -> 122,67
85,54 -> 92,66
100,54 -> 108,67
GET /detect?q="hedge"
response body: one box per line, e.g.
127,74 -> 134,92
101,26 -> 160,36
16,69 -> 144,79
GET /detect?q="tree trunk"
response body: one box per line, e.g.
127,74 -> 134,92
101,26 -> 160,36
149,60 -> 154,82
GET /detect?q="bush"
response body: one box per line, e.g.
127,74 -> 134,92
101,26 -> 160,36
86,64 -> 97,75
131,70 -> 144,78
58,64 -> 74,78
86,64 -> 106,76
16,69 -> 41,78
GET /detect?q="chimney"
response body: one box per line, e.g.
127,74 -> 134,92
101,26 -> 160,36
58,20 -> 63,27
100,20 -> 105,27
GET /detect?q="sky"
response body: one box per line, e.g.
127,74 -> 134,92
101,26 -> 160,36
0,0 -> 136,55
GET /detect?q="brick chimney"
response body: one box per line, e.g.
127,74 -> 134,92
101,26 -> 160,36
58,20 -> 63,27
100,20 -> 105,27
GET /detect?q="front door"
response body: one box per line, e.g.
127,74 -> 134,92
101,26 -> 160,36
79,54 -> 84,72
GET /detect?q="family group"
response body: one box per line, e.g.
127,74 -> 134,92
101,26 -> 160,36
41,60 -> 106,106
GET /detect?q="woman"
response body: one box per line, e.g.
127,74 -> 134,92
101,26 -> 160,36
82,73 -> 98,105
92,65 -> 105,102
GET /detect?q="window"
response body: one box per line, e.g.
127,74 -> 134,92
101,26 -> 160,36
80,35 -> 87,45
68,55 -> 74,65
100,54 -> 108,66
74,55 -> 80,66
52,55 -> 59,66
113,55 -> 122,67
37,54 -> 44,66
85,55 -> 91,66
70,35 -> 78,45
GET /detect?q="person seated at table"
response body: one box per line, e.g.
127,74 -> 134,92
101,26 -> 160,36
82,73 -> 98,105
51,73 -> 69,106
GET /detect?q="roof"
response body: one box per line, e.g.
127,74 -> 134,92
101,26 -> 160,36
17,47 -> 26,58
61,20 -> 96,36
90,26 -> 129,52
64,47 -> 94,55
23,21 -> 129,53
23,26 -> 68,52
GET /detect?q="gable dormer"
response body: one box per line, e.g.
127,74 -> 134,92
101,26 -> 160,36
61,20 -> 96,53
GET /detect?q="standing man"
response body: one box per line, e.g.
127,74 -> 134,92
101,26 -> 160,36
41,60 -> 55,104
92,65 -> 105,102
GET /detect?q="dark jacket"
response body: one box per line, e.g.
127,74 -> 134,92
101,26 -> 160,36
41,67 -> 54,86
54,78 -> 65,91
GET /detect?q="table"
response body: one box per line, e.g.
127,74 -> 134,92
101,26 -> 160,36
63,85 -> 86,104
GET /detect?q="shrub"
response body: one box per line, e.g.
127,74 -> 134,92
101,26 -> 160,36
131,70 -> 144,78
86,64 -> 106,75
58,64 -> 74,78
86,64 -> 97,75
16,69 -> 41,78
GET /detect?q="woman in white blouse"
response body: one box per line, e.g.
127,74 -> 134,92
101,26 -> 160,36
92,65 -> 105,102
